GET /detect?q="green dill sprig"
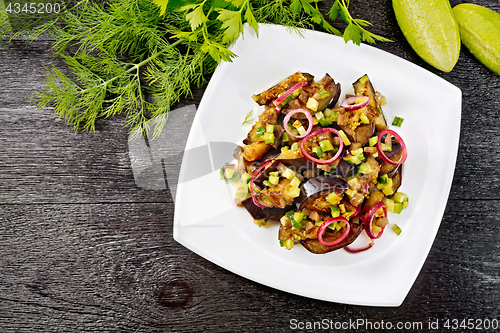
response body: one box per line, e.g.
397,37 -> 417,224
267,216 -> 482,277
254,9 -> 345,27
242,110 -> 255,125
3,0 -> 391,138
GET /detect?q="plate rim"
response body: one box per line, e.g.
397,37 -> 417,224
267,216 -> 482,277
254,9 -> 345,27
173,23 -> 462,306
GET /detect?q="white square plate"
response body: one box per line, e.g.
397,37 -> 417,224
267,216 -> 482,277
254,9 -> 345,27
173,24 -> 461,306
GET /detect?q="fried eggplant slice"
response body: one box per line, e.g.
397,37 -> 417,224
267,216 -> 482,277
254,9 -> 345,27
252,72 -> 314,106
300,217 -> 364,254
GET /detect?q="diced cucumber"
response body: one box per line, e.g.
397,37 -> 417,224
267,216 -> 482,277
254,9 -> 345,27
262,132 -> 275,144
313,146 -> 323,158
328,112 -> 339,122
358,162 -> 372,174
318,89 -> 329,99
338,130 -> 351,145
255,126 -> 266,136
281,132 -> 290,143
393,202 -> 403,214
286,186 -> 301,198
318,117 -> 331,127
360,113 -> 370,124
378,174 -> 389,184
326,192 -> 342,205
269,175 -> 280,185
330,206 -> 340,217
241,172 -> 251,184
319,140 -> 334,152
282,168 -> 295,179
306,97 -> 319,111
297,126 -> 306,136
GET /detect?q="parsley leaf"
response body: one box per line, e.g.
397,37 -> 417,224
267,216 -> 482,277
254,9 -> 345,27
217,9 -> 243,44
152,0 -> 169,15
329,0 -> 392,45
183,3 -> 208,31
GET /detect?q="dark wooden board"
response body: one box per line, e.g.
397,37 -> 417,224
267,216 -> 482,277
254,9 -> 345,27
1,0 -> 500,332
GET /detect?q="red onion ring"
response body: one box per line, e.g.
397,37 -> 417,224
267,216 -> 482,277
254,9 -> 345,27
249,160 -> 273,209
344,239 -> 374,253
317,216 -> 350,247
299,127 -> 344,165
340,96 -> 370,111
376,129 -> 408,165
364,201 -> 387,239
273,81 -> 308,108
283,108 -> 313,139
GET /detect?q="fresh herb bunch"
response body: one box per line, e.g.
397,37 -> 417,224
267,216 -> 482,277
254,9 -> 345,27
0,0 -> 389,138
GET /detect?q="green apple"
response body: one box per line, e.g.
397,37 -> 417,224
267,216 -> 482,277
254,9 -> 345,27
393,0 -> 461,72
453,4 -> 500,76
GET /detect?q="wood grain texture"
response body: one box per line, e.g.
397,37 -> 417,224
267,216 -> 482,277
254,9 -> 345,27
0,0 -> 499,332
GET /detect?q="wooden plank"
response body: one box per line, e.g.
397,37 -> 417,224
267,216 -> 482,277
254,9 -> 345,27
0,200 -> 498,331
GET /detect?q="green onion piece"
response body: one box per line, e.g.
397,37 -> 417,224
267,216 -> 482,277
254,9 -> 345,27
327,221 -> 340,232
255,126 -> 266,136
262,180 -> 272,187
313,146 -> 323,158
318,89 -> 329,99
291,142 -> 300,151
291,219 -> 305,230
329,112 -> 339,122
393,192 -> 408,203
360,113 -> 370,124
342,211 -> 355,219
266,124 -> 275,133
378,174 -> 389,184
380,143 -> 392,152
318,117 -> 331,127
294,212 -> 305,223
392,224 -> 402,235
392,116 -> 404,127
368,136 -> 378,147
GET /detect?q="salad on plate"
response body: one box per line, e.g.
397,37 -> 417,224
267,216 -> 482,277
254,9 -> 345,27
221,71 -> 409,254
